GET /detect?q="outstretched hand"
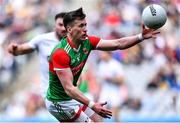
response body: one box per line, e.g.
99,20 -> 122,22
141,24 -> 160,40
7,42 -> 18,55
92,101 -> 112,119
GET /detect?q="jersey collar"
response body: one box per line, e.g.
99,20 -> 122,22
66,37 -> 81,52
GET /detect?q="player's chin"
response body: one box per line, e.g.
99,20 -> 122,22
80,36 -> 87,40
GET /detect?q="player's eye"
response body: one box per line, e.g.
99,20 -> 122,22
59,23 -> 63,26
79,23 -> 86,28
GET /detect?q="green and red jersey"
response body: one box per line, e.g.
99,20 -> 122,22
47,36 -> 100,102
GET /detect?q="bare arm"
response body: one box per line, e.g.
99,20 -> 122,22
97,35 -> 141,51
7,42 -> 34,56
56,68 -> 112,118
56,68 -> 90,105
97,24 -> 159,51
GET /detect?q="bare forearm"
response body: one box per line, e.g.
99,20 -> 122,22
13,45 -> 34,55
97,34 -> 143,51
57,69 -> 92,107
18,47 -> 33,55
65,86 -> 90,106
116,34 -> 142,50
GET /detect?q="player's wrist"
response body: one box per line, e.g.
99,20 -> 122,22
137,33 -> 144,41
88,101 -> 95,109
13,50 -> 18,56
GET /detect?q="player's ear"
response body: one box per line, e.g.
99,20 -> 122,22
67,25 -> 71,32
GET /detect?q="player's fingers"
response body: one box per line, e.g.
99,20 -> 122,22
153,31 -> 160,35
12,44 -> 18,50
103,112 -> 112,119
102,114 -> 111,119
102,108 -> 112,115
99,113 -> 106,118
152,35 -> 157,39
105,112 -> 112,118
99,112 -> 112,119
100,109 -> 112,118
100,101 -> 107,106
7,43 -> 17,54
142,23 -> 145,30
10,43 -> 18,50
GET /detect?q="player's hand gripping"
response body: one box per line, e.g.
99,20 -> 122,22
92,102 -> 112,119
7,42 -> 18,56
141,23 -> 160,40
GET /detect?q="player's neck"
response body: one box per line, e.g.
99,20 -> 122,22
55,32 -> 62,41
67,35 -> 81,49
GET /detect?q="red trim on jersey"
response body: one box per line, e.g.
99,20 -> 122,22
67,36 -> 100,50
88,36 -> 101,49
52,49 -> 70,69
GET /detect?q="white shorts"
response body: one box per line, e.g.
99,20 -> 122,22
45,99 -> 94,122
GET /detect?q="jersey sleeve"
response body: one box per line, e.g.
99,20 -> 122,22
27,35 -> 42,49
52,49 -> 70,70
88,36 -> 101,50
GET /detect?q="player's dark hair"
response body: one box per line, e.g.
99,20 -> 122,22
63,7 -> 86,29
55,12 -> 66,20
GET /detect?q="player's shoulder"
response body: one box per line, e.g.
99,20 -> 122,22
36,32 -> 55,39
52,48 -> 69,58
31,32 -> 55,41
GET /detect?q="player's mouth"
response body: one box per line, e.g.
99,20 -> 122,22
62,31 -> 67,35
82,34 -> 87,39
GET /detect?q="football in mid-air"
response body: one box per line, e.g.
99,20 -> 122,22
142,4 -> 167,29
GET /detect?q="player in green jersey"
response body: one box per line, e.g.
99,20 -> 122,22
46,7 -> 159,122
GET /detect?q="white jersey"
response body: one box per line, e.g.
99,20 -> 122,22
28,32 -> 59,98
98,58 -> 124,107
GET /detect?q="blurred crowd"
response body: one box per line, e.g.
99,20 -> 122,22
0,0 -> 180,122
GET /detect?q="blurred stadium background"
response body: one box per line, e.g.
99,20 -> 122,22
0,0 -> 180,122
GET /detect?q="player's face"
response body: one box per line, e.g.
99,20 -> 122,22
69,19 -> 87,41
55,18 -> 66,39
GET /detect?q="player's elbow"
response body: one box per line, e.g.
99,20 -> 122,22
64,85 -> 75,97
